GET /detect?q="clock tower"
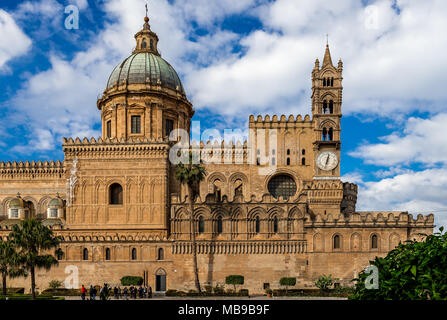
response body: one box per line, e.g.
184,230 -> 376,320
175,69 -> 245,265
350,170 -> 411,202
311,43 -> 343,180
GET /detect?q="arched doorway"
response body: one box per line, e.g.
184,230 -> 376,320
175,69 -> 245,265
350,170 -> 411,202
155,268 -> 167,292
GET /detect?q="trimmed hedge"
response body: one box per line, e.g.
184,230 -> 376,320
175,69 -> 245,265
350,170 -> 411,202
42,288 -> 82,296
271,288 -> 353,297
165,289 -> 249,297
120,276 -> 143,286
225,275 -> 244,286
280,277 -> 296,287
0,294 -> 65,300
6,288 -> 24,294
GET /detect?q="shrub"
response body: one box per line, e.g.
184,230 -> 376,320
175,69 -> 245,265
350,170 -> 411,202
351,228 -> 447,300
315,274 -> 337,293
280,277 -> 296,293
213,283 -> 225,295
166,289 -> 178,296
204,285 -> 212,294
120,276 -> 143,286
239,289 -> 249,296
42,288 -> 81,296
48,280 -> 63,290
225,275 -> 244,291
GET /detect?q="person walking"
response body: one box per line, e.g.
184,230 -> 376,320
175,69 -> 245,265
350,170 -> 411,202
148,285 -> 152,299
81,285 -> 86,301
138,286 -> 143,298
89,285 -> 94,300
123,287 -> 128,300
114,286 -> 118,299
117,287 -> 121,299
92,286 -> 97,300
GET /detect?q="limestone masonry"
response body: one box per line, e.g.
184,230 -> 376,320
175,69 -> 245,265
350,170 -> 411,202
0,11 -> 433,293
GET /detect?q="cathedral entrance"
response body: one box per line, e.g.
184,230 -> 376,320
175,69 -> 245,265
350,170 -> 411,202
155,268 -> 166,292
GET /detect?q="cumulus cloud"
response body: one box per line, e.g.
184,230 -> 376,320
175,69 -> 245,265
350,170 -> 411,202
0,9 -> 32,70
13,0 -> 64,39
3,0 -> 257,154
185,0 -> 447,118
349,113 -> 447,166
355,168 -> 447,229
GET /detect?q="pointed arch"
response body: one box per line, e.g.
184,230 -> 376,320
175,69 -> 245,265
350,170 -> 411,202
350,233 -> 361,251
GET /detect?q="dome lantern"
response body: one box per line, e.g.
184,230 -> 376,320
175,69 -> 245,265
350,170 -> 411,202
133,4 -> 160,55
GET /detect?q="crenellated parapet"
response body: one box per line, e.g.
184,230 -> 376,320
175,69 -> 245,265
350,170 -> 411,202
249,114 -> 312,128
307,180 -> 344,205
305,211 -> 434,228
0,160 -> 64,180
62,136 -> 171,159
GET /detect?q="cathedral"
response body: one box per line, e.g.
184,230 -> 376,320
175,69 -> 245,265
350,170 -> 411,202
0,12 -> 434,293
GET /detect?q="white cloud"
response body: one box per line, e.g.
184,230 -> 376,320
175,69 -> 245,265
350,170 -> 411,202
0,9 -> 32,70
185,0 -> 447,118
3,0 -> 253,153
341,172 -> 364,184
71,0 -> 89,11
349,113 -> 447,166
355,168 -> 447,229
13,0 -> 64,39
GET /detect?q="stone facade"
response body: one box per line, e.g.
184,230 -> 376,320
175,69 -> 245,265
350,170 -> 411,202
0,13 -> 434,294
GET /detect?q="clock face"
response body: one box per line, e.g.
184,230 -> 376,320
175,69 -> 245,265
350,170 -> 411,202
316,151 -> 338,171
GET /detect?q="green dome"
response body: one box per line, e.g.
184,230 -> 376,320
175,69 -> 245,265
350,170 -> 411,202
9,198 -> 24,208
48,197 -> 64,207
107,52 -> 185,94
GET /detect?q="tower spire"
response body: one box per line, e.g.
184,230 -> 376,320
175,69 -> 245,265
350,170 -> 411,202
323,39 -> 333,67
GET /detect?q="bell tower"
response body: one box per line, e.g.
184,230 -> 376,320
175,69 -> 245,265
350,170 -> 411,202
311,42 -> 343,179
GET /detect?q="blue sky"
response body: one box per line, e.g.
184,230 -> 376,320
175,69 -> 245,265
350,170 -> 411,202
0,0 -> 446,228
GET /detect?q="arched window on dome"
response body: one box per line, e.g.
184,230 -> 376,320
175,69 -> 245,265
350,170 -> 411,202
150,39 -> 154,50
109,183 -> 123,205
142,39 -> 147,49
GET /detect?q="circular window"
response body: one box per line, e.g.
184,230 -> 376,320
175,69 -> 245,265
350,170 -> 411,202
267,175 -> 297,199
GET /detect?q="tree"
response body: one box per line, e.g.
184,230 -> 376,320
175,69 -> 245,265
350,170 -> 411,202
9,219 -> 63,300
174,153 -> 206,293
280,277 -> 296,294
351,227 -> 447,300
48,280 -> 63,290
226,275 -> 244,292
0,241 -> 26,295
315,274 -> 337,293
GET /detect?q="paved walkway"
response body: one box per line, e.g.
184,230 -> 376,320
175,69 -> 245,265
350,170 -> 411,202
64,296 -> 347,300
